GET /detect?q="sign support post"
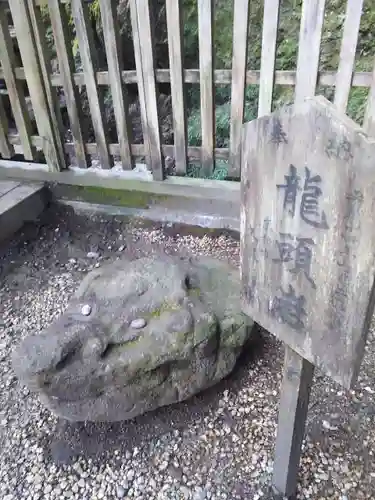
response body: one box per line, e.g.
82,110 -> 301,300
272,347 -> 314,498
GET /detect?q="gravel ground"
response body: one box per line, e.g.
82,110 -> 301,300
0,203 -> 374,500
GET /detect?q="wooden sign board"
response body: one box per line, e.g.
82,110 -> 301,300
240,96 -> 375,389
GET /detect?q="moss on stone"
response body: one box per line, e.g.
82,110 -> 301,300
56,185 -> 170,209
147,302 -> 181,319
188,287 -> 201,297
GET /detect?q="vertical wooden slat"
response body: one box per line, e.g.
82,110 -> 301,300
129,0 -> 164,180
0,96 -> 14,158
71,0 -> 113,169
198,0 -> 214,177
363,59 -> 375,137
229,0 -> 250,177
166,0 -> 187,175
27,0 -> 66,168
9,0 -> 63,170
99,0 -> 133,170
294,0 -> 326,106
258,0 -> 280,117
49,0 -> 90,168
0,9 -> 35,160
334,0 -> 364,112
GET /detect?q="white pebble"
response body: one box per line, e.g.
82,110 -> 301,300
78,478 -> 85,488
81,304 -> 92,316
127,469 -> 135,481
131,318 -> 146,329
87,251 -> 100,259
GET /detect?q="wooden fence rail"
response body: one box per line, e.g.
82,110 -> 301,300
0,0 -> 374,184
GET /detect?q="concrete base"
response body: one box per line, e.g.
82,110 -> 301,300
58,197 -> 240,233
0,181 -> 47,243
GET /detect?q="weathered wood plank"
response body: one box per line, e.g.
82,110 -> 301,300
71,0 -> 113,169
7,132 -> 231,162
0,96 -> 14,158
166,0 -> 187,175
1,0 -> 69,3
99,0 -> 133,170
198,0 -> 214,177
0,159 -> 240,204
0,9 -> 35,160
258,0 -> 280,116
0,67 -> 373,89
241,95 -> 375,389
229,0 -> 250,177
6,0 -> 66,3
48,0 -> 90,168
9,0 -> 63,170
129,0 -> 164,180
363,59 -> 375,137
26,0 -> 66,168
295,0 -> 326,105
272,347 -> 314,497
334,0 -> 364,112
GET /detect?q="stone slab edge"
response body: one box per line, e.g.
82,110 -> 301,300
0,182 -> 48,243
58,199 -> 240,233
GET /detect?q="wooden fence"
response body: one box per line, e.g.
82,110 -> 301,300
0,0 -> 375,191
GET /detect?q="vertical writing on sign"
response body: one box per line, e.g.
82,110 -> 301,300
266,117 -> 330,331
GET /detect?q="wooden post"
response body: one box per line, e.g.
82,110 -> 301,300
9,0 -> 65,171
166,0 -> 188,175
258,0 -> 280,117
228,0 -> 250,178
0,8 -> 36,160
364,59 -> 375,137
334,0 -> 364,113
0,96 -> 14,158
198,0 -> 214,177
294,0 -> 326,105
129,0 -> 164,180
27,0 -> 67,168
48,0 -> 91,168
71,0 -> 113,170
99,0 -> 134,170
272,346 -> 314,498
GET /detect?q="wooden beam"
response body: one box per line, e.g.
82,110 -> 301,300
198,0 -> 215,177
229,0 -> 250,177
0,67 -> 373,89
129,0 -> 164,180
258,0 -> 280,116
99,0 -> 133,170
9,0 -> 64,170
295,0 -> 326,105
6,132 -> 231,162
0,159 -> 240,203
71,0 -> 113,169
26,0 -> 66,168
334,0 -> 364,112
364,58 -> 375,137
48,0 -> 90,168
0,96 -> 14,158
166,0 -> 188,175
0,9 -> 35,160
